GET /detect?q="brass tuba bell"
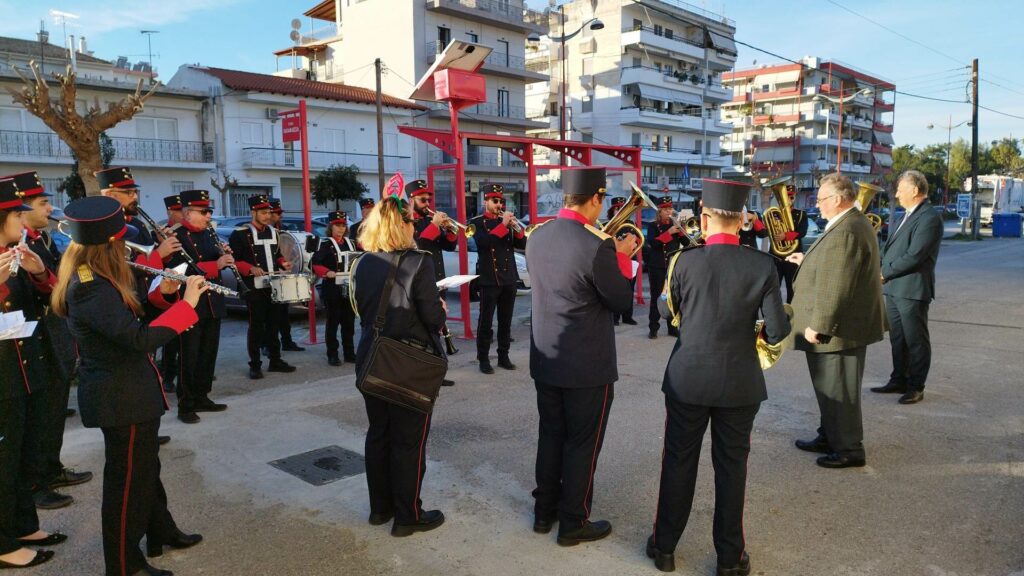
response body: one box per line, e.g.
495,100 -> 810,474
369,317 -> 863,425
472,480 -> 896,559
855,182 -> 884,233
762,175 -> 799,256
598,182 -> 659,257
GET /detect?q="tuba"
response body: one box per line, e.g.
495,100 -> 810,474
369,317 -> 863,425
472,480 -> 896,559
762,175 -> 799,256
855,182 -> 884,233
598,182 -> 659,257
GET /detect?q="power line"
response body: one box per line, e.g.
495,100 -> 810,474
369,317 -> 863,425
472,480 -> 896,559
977,105 -> 1024,122
980,78 -> 1024,99
893,66 -> 971,83
824,0 -> 966,65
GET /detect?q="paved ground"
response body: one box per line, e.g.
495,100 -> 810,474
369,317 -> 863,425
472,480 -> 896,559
38,231 -> 1024,576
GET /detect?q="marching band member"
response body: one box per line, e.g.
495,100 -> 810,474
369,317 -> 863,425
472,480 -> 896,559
228,195 -> 297,380
169,190 -> 232,424
311,211 -> 357,366
159,194 -> 184,394
349,198 -> 376,250
738,210 -> 768,249
645,196 -> 689,339
467,184 -> 525,374
526,168 -> 637,546
408,179 -> 457,282
0,178 -> 61,570
771,184 -> 807,303
268,198 -> 303,353
648,180 -> 789,575
95,167 -> 180,274
607,196 -> 638,326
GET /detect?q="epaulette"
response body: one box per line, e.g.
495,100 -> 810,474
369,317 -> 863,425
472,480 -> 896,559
76,264 -> 94,283
583,223 -> 611,241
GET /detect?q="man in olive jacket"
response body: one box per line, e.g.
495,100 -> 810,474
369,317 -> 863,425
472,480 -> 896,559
871,170 -> 944,405
787,173 -> 885,469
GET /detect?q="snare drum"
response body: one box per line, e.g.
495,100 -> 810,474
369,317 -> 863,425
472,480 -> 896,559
268,274 -> 312,304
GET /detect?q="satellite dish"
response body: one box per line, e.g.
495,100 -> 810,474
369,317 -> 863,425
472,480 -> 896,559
291,19 -> 302,30
289,30 -> 301,43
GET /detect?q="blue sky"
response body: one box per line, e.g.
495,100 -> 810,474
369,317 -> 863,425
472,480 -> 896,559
2,0 -> 1021,149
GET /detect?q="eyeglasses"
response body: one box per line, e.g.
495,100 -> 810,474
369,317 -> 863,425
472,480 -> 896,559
189,208 -> 213,216
111,189 -> 139,197
816,194 -> 838,205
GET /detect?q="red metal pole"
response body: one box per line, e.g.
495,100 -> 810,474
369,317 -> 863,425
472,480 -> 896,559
299,99 -> 318,344
835,89 -> 844,175
450,100 -> 473,339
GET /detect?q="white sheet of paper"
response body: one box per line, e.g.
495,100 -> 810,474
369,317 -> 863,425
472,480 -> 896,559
0,311 -> 37,340
630,260 -> 640,279
436,274 -> 479,290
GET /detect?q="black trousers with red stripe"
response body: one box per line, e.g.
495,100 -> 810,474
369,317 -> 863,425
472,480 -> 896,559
0,396 -> 40,555
245,288 -> 281,368
532,381 -> 614,528
476,284 -> 516,361
361,393 -> 432,524
101,418 -> 179,576
177,317 -> 222,413
652,396 -> 760,565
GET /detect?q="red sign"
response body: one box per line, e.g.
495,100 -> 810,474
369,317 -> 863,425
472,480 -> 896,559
280,111 -> 302,143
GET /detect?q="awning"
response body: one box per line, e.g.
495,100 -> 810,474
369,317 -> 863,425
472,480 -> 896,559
759,70 -> 801,86
636,84 -> 692,104
706,30 -> 738,56
873,130 -> 895,146
873,152 -> 893,167
274,42 -> 330,57
753,146 -> 794,163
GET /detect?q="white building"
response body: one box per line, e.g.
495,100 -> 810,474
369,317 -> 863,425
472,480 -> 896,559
525,0 -> 736,200
274,0 -> 549,216
720,57 -> 896,209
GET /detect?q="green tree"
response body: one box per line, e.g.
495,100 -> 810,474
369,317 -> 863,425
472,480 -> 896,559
58,132 -> 115,200
988,137 -> 1023,175
948,138 -> 972,191
311,164 -> 369,209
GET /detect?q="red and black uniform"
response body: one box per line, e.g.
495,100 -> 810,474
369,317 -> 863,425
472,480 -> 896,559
159,194 -> 184,394
408,179 -> 458,282
607,199 -> 637,325
645,197 -> 690,336
738,212 -> 769,249
467,188 -> 526,369
311,217 -> 357,364
771,200 -> 808,303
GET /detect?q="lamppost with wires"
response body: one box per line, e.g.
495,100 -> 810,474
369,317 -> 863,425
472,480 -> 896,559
812,87 -> 872,174
927,115 -> 971,209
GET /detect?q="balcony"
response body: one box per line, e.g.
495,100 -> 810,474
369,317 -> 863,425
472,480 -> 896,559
620,65 -> 729,102
621,26 -> 705,60
242,147 -> 410,173
425,41 -> 545,82
425,0 -> 544,34
875,99 -> 895,112
0,130 -> 214,167
426,101 -> 547,130
620,106 -> 703,131
638,144 -> 702,166
427,149 -> 526,172
873,121 -> 894,133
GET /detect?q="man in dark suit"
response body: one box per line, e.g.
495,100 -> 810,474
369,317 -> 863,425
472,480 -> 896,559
468,184 -> 526,374
645,196 -> 689,339
771,185 -> 808,303
871,170 -> 944,405
526,168 -> 637,547
787,173 -> 885,469
647,180 -> 790,575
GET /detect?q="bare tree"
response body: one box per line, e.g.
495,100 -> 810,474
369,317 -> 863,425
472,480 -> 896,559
210,168 -> 239,214
6,61 -> 160,196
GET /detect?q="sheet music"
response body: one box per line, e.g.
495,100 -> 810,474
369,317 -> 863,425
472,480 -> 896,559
436,274 -> 479,290
0,311 -> 38,341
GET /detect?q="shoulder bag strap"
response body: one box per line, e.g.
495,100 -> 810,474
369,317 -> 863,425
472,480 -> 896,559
372,252 -> 402,337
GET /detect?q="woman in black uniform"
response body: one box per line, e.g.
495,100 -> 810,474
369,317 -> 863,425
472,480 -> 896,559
0,180 -> 61,569
51,196 -> 206,576
351,196 -> 447,537
311,211 -> 357,366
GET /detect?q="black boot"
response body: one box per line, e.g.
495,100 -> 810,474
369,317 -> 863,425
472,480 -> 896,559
327,354 -> 341,366
497,355 -> 516,370
391,510 -> 445,537
479,359 -> 494,374
557,519 -> 612,546
646,535 -> 675,572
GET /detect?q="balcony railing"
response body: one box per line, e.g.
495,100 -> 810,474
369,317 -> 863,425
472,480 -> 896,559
429,100 -> 527,120
623,25 -> 705,50
1,130 -> 213,163
242,147 -> 410,173
426,0 -> 544,29
428,149 -> 526,168
639,144 -> 702,155
622,65 -> 726,91
425,41 -> 530,71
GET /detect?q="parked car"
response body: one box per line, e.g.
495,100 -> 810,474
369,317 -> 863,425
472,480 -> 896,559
441,236 -> 530,300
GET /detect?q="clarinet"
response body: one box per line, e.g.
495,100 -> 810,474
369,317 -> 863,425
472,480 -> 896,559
135,207 -> 205,276
205,223 -> 249,298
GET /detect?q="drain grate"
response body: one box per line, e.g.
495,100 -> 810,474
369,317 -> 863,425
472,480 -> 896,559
268,445 -> 365,486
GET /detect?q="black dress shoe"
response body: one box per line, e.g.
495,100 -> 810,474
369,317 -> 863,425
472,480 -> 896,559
816,453 -> 866,469
497,356 -> 516,370
249,366 -> 264,380
479,361 -> 494,375
794,435 -> 830,454
50,467 -> 92,488
133,563 -> 172,576
18,532 -> 67,546
146,531 -> 202,558
327,356 -> 341,366
871,382 -> 907,394
0,549 -> 54,569
556,520 -> 612,546
648,329 -> 658,339
267,360 -> 297,373
532,516 -> 556,534
194,399 -> 227,413
441,379 -> 455,387
391,510 -> 444,537
33,489 -> 72,510
646,535 -> 675,572
622,318 -> 638,325
281,342 -> 305,352
368,511 -> 393,526
716,551 -> 751,576
898,390 -> 924,404
177,411 -> 200,424
158,436 -> 170,446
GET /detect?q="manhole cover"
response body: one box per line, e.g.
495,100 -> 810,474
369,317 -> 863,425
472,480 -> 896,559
268,445 -> 365,486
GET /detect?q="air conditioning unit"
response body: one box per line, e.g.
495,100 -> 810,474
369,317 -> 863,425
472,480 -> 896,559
690,178 -> 704,190
266,108 -> 279,120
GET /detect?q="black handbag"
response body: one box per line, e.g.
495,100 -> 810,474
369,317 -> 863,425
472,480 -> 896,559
355,252 -> 447,414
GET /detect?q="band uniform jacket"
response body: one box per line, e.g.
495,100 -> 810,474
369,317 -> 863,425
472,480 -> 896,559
26,228 -> 77,382
351,250 -> 446,368
881,201 -> 943,302
660,241 -> 790,406
349,221 -> 365,251
413,215 -> 457,281
645,220 -> 690,270
228,224 -> 287,290
526,215 -> 634,389
0,265 -> 50,401
791,209 -> 885,353
171,223 -> 227,318
769,208 -> 809,255
65,266 -> 198,428
468,213 -> 526,287
311,237 -> 356,300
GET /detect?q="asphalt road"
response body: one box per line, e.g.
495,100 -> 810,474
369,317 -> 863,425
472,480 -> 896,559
36,232 -> 1024,576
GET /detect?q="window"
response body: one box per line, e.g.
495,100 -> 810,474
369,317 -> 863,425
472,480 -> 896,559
665,135 -> 672,150
654,24 -> 663,36
136,117 -> 178,140
651,134 -> 660,151
632,56 -> 641,68
438,26 -> 450,47
467,32 -> 478,43
240,122 -> 262,145
581,94 -> 593,113
761,84 -> 770,93
695,139 -> 702,154
633,19 -> 642,31
0,106 -> 23,130
171,181 -> 194,195
581,132 -> 593,144
706,140 -> 712,155
324,128 -> 345,153
631,132 -> 641,146
665,28 -> 673,39
497,40 -> 509,66
497,89 -> 510,117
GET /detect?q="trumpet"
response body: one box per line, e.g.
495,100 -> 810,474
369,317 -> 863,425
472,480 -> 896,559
426,208 -> 475,238
126,260 -> 239,297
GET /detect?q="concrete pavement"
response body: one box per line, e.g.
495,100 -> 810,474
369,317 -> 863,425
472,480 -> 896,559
38,236 -> 1024,575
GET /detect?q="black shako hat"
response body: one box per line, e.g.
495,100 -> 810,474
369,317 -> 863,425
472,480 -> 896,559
95,167 -> 138,191
63,196 -> 139,245
179,189 -> 211,208
327,210 -> 348,224
702,179 -> 752,213
0,178 -> 32,212
163,194 -> 183,210
2,171 -> 50,197
358,198 -> 376,209
483,183 -> 504,200
406,180 -> 432,197
562,168 -> 606,197
248,194 -> 271,210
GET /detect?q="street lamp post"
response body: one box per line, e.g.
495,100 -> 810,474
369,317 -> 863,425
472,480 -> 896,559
813,87 -> 872,175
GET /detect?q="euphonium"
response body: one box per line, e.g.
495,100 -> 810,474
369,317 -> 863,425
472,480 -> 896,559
762,175 -> 799,256
855,182 -> 884,233
599,183 -> 659,257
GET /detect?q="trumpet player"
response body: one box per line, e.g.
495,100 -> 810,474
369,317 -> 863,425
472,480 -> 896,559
770,185 -> 808,303
168,190 -> 234,424
645,196 -> 690,339
608,197 -> 638,326
468,184 -> 525,374
408,180 -> 457,282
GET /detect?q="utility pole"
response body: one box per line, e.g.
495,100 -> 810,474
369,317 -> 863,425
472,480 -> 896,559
375,58 -> 385,193
970,58 -> 980,239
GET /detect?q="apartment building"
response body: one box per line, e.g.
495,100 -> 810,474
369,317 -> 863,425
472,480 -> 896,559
275,0 -> 549,216
525,0 -> 736,199
720,57 -> 896,209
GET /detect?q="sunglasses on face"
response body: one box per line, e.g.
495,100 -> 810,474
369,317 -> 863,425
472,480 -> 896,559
190,208 -> 213,216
